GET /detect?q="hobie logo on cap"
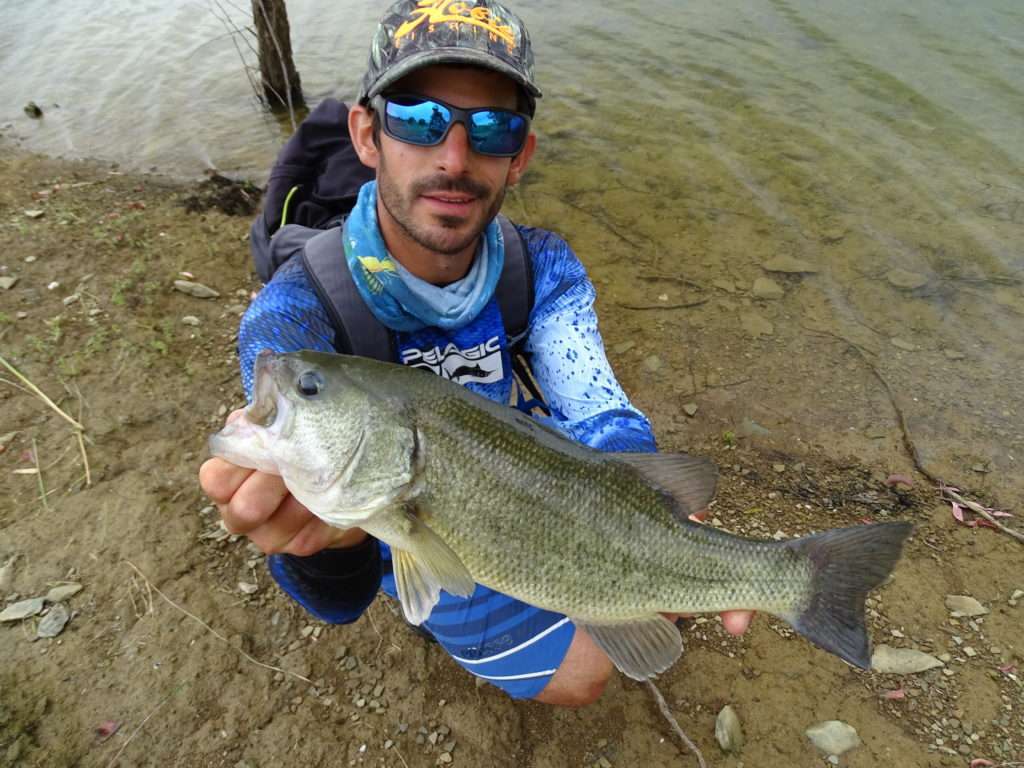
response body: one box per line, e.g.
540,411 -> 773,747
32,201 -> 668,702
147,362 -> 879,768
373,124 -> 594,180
395,0 -> 516,48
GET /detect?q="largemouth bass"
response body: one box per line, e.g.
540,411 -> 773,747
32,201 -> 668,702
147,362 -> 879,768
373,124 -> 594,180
210,350 -> 912,680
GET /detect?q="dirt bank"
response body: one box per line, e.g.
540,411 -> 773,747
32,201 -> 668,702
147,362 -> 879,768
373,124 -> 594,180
1,150 -> 1020,767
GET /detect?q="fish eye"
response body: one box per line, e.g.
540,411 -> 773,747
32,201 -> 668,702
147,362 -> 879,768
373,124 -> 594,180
296,370 -> 324,398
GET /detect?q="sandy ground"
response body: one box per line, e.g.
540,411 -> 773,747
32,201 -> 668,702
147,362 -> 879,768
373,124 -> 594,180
1,150 -> 1021,768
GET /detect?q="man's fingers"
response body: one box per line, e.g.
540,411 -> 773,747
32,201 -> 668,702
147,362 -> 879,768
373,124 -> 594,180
222,470 -> 290,534
199,457 -> 254,506
244,494 -> 321,553
721,610 -> 754,636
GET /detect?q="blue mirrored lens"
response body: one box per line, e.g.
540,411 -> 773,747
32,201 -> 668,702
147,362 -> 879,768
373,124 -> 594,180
384,97 -> 527,156
384,99 -> 452,145
469,111 -> 527,155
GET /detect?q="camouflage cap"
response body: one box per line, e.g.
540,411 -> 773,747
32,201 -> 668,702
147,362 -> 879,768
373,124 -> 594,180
358,0 -> 541,114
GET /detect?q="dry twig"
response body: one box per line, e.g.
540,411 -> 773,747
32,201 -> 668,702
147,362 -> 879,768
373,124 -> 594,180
31,437 -> 48,512
105,682 -> 186,768
125,560 -> 311,684
942,485 -> 1024,545
643,679 -> 707,768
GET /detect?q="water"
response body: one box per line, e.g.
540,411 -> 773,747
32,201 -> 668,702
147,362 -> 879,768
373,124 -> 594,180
3,0 -> 1023,501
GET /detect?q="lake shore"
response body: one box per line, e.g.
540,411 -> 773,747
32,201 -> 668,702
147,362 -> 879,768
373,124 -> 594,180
1,147 -> 1021,767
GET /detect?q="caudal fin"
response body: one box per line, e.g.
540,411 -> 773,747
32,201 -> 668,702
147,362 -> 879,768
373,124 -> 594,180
785,521 -> 913,669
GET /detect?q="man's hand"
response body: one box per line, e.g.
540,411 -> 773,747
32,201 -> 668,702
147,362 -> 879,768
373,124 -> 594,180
199,410 -> 366,556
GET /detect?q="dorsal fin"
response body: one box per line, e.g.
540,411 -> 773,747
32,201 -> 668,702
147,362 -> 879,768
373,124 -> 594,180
611,453 -> 718,518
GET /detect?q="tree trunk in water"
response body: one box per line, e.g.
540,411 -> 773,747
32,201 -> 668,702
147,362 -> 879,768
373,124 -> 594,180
251,0 -> 305,113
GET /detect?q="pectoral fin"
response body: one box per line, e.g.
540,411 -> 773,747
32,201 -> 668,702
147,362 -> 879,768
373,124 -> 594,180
573,615 -> 682,680
382,515 -> 475,625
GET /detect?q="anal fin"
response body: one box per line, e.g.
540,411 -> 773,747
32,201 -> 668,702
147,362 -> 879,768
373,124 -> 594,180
574,615 -> 682,680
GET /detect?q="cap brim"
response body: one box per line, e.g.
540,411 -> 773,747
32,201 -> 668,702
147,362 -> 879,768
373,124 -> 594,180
363,47 -> 542,102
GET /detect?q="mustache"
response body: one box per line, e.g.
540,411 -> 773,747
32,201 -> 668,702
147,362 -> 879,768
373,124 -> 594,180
412,174 -> 490,200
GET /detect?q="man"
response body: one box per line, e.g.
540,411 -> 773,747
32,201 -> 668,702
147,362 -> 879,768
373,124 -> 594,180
200,0 -> 751,707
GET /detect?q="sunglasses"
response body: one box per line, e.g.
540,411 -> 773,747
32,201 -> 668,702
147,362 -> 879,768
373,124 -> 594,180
372,94 -> 530,157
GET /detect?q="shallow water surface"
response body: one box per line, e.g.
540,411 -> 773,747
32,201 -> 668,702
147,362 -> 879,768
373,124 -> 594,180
2,0 -> 1022,502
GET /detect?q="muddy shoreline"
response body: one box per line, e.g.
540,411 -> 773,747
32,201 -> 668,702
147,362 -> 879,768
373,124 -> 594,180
1,149 -> 1021,767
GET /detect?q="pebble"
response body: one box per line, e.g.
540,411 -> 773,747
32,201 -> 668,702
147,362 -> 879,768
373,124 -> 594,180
889,337 -> 917,352
0,597 -> 45,622
181,316 -> 201,326
740,311 -> 774,338
44,583 -> 82,603
762,255 -> 819,274
643,355 -> 662,372
683,402 -> 698,417
885,268 -> 929,291
173,279 -> 220,299
438,753 -> 453,765
752,277 -> 784,300
805,721 -> 861,756
1010,589 -> 1023,602
945,595 -> 988,617
0,276 -> 19,290
37,603 -> 70,638
62,294 -> 79,306
23,209 -> 45,219
715,705 -> 743,752
943,348 -> 966,361
612,341 -> 635,355
713,278 -> 736,294
871,645 -> 944,673
963,647 -> 977,658
16,311 -> 27,319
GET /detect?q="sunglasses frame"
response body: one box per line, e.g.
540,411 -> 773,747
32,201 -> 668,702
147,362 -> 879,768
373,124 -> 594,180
372,94 -> 531,158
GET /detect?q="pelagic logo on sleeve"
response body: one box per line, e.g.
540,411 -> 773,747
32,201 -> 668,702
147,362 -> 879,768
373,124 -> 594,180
401,335 -> 504,384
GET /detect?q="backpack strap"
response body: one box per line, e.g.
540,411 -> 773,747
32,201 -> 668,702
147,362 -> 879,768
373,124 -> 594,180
301,227 -> 395,361
495,214 -> 533,350
300,218 -> 536,381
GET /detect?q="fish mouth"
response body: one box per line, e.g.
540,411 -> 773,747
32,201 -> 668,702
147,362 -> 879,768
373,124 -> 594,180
206,350 -> 290,473
247,350 -> 281,427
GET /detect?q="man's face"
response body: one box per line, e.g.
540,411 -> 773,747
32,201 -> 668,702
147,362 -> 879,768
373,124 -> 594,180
373,65 -> 532,258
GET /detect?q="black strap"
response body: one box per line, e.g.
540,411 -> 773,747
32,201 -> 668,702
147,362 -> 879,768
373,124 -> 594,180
301,216 -> 535,380
495,214 -> 533,350
301,227 -> 395,361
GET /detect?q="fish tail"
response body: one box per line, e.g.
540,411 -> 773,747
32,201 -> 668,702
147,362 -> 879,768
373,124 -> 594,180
784,521 -> 912,669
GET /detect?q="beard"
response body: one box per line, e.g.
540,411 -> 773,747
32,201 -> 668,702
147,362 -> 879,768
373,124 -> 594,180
376,156 -> 506,256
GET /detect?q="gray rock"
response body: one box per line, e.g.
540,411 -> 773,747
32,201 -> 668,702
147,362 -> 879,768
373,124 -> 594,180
889,337 -> 917,352
23,209 -> 45,219
741,312 -> 774,338
683,402 -> 698,417
715,705 -> 743,752
805,721 -> 861,756
0,560 -> 14,593
885,269 -> 929,291
181,315 -> 201,327
871,644 -> 944,673
643,355 -> 662,372
173,280 -> 220,299
752,277 -> 784,300
762,255 -> 819,274
44,583 -> 82,603
0,276 -> 19,290
1010,589 -> 1023,602
37,603 -> 70,638
944,595 -> 988,618
0,597 -> 45,622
